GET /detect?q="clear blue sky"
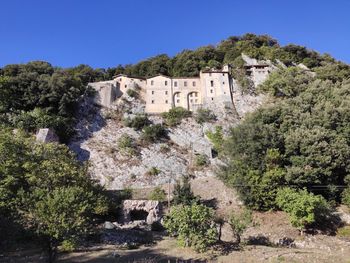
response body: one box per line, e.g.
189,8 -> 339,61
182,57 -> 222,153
1,0 -> 349,68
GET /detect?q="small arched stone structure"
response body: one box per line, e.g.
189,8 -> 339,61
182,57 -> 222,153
122,200 -> 161,225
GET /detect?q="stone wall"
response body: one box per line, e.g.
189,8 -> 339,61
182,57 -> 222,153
122,200 -> 162,224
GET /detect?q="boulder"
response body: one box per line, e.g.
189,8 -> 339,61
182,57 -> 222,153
36,128 -> 59,143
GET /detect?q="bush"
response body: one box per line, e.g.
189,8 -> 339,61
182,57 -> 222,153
228,209 -> 253,244
159,143 -> 170,153
162,107 -> 191,127
206,126 -> 224,152
195,108 -> 216,124
163,204 -> 218,252
173,176 -> 198,205
194,154 -> 208,167
123,114 -> 150,130
126,88 -> 138,98
142,124 -> 167,143
149,187 -> 166,201
146,167 -> 161,177
341,188 -> 350,208
117,134 -> 136,156
276,188 -> 331,233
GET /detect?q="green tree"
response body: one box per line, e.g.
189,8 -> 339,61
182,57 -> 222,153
276,188 -> 330,234
172,176 -> 198,205
141,124 -> 167,143
228,209 -> 253,244
163,204 -> 218,252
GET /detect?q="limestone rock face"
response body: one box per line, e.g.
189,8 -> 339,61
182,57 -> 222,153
122,200 -> 161,225
35,128 -> 59,143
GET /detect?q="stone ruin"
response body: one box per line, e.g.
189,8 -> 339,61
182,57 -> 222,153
122,200 -> 162,225
35,128 -> 59,143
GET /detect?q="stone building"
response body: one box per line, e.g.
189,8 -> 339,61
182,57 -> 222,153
89,59 -> 272,112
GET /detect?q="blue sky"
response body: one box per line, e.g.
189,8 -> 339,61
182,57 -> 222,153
1,0 -> 349,68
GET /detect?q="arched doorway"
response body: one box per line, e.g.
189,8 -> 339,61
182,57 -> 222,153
187,92 -> 199,111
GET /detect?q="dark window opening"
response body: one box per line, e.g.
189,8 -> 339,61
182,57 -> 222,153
210,80 -> 214,87
130,209 -> 148,221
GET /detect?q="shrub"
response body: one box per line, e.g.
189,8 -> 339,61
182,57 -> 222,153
228,208 -> 253,244
159,143 -> 170,153
194,154 -> 208,167
341,188 -> 350,208
126,88 -> 138,98
123,114 -> 150,130
163,204 -> 218,252
146,167 -> 161,177
195,108 -> 216,124
149,187 -> 166,201
173,176 -> 198,205
206,126 -> 224,152
142,124 -> 167,143
276,188 -> 331,233
162,107 -> 191,127
117,134 -> 136,156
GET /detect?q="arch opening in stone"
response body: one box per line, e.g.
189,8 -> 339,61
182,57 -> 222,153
129,209 -> 149,221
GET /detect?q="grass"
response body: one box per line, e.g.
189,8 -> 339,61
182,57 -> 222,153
337,226 -> 350,238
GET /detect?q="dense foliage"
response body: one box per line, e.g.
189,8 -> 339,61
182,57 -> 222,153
220,63 -> 350,211
163,204 -> 217,252
0,62 -> 111,141
172,176 -> 198,206
0,129 -> 109,260
162,107 -> 191,127
276,188 -> 330,232
114,33 -> 328,78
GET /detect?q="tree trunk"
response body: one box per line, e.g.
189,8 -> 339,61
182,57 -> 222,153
47,240 -> 57,263
235,234 -> 241,244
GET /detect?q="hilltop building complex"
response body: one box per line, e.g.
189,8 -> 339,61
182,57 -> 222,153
89,55 -> 273,112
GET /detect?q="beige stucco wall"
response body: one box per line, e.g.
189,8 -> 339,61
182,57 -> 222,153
114,75 -> 146,96
145,75 -> 173,113
200,71 -> 232,105
90,65 -> 241,113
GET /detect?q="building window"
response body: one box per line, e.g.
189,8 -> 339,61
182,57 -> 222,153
190,99 -> 193,103
189,93 -> 192,97
210,80 -> 214,87
193,81 -> 196,86
125,85 -> 127,88
176,93 -> 180,97
184,81 -> 187,87
151,91 -> 154,95
151,100 -> 155,104
174,81 -> 177,87
165,91 -> 168,95
222,73 -> 225,76
195,93 -> 198,97
210,89 -> 213,93
151,80 -> 154,85
211,98 -> 214,101
165,81 -> 168,86
120,78 -> 122,81
209,73 -> 212,76
165,100 -> 168,104
177,99 -> 180,103
195,99 -> 198,103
